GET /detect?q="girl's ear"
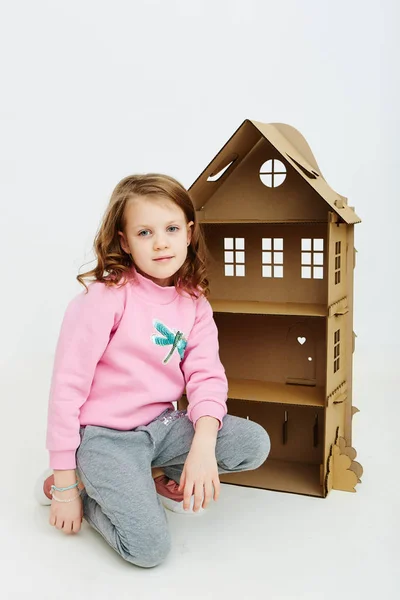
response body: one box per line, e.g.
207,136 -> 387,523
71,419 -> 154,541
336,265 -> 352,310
118,231 -> 129,254
187,221 -> 194,245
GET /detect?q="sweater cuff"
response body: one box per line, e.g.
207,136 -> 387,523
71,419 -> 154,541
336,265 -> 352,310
190,401 -> 226,431
49,450 -> 77,470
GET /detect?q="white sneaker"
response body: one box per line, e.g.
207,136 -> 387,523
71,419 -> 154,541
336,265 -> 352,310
153,473 -> 205,514
34,468 -> 54,506
158,493 -> 205,514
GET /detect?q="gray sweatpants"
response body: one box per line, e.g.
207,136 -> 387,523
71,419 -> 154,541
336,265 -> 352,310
76,407 -> 270,568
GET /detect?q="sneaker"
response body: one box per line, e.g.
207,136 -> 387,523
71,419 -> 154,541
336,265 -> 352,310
153,474 -> 204,515
34,468 -> 54,506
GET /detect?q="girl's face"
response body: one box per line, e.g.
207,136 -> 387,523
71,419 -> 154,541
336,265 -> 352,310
118,195 -> 193,287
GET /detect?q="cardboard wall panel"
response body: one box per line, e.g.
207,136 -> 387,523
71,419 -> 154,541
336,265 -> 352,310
204,223 -> 328,305
344,225 -> 355,444
327,220 -> 348,306
226,399 -> 324,465
323,400 -> 346,484
214,313 -> 326,387
326,313 -> 346,398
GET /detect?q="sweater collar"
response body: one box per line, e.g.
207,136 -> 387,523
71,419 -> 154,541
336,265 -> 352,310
129,266 -> 178,305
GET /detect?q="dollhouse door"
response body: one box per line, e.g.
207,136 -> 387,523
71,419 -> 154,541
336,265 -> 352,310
285,322 -> 316,385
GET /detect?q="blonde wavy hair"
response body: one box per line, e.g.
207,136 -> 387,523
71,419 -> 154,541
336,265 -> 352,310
77,173 -> 210,298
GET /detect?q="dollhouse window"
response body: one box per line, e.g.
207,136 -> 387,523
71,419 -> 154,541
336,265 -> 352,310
334,329 -> 340,372
301,239 -> 324,279
259,159 -> 287,188
335,241 -> 341,284
262,238 -> 284,277
224,238 -> 245,276
207,158 -> 236,181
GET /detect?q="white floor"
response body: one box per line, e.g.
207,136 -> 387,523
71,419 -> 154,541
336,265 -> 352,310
1,346 -> 398,600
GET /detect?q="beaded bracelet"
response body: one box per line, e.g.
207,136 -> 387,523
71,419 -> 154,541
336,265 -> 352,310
51,489 -> 81,503
51,480 -> 79,493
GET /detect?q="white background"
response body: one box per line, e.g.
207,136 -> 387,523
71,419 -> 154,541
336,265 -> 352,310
0,1 -> 398,599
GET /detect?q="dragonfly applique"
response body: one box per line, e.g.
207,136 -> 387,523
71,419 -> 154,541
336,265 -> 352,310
151,320 -> 187,364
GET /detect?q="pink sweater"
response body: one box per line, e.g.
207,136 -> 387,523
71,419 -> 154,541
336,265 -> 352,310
46,268 -> 228,469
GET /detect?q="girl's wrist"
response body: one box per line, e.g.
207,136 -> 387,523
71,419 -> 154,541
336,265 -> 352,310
193,416 -> 219,446
51,473 -> 82,496
51,490 -> 82,503
50,480 -> 82,502
53,469 -> 78,487
191,431 -> 217,451
52,486 -> 78,494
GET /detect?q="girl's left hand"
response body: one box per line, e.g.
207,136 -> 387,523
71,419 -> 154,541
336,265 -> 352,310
178,445 -> 220,512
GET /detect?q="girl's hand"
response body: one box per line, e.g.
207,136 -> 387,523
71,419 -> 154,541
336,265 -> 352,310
178,445 -> 220,512
49,490 -> 83,535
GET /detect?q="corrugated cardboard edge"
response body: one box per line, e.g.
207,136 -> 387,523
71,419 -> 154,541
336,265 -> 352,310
325,423 -> 363,494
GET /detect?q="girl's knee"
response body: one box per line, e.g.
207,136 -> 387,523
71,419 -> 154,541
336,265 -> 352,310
231,419 -> 270,470
123,530 -> 172,568
133,542 -> 172,568
219,417 -> 271,472
246,420 -> 271,467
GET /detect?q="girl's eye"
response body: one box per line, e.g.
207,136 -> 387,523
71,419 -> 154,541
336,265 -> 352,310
138,226 -> 179,236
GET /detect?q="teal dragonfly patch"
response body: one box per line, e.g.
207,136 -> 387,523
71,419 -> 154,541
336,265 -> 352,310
151,320 -> 187,364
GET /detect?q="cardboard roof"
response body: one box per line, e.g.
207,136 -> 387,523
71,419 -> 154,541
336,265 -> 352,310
189,119 -> 361,225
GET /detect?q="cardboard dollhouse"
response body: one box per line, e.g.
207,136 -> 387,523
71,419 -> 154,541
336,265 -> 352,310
178,119 -> 363,498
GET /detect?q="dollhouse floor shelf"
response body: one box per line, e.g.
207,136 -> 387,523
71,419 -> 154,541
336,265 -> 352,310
210,299 -> 327,318
228,378 -> 325,407
219,458 -> 324,497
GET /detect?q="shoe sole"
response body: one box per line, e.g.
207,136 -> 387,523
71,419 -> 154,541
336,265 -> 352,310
158,493 -> 205,514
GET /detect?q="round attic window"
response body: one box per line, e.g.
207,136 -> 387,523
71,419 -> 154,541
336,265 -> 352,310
259,159 -> 287,188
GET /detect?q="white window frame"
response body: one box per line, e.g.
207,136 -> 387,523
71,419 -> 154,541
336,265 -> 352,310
262,238 -> 284,278
224,237 -> 245,277
301,238 -> 324,279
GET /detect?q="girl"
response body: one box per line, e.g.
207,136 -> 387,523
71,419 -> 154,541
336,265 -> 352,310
35,173 -> 271,568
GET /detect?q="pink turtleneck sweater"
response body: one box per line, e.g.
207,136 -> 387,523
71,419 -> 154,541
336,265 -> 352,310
46,268 -> 228,469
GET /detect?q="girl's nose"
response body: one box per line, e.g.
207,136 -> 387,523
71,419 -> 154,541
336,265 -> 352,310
154,235 -> 168,249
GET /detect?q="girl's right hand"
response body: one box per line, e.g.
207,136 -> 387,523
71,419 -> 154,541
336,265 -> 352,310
49,490 -> 83,535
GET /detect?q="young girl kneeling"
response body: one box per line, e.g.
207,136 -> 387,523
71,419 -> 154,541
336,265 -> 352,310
37,173 -> 271,568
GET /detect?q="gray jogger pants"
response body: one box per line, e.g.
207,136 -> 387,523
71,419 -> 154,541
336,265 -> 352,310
75,408 -> 271,568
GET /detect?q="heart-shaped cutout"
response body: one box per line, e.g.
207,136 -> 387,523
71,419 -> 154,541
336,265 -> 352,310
297,336 -> 306,345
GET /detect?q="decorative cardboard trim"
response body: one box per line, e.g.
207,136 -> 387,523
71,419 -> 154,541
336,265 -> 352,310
325,427 -> 363,494
334,197 -> 348,209
352,331 -> 357,354
328,296 -> 349,317
326,381 -> 347,406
